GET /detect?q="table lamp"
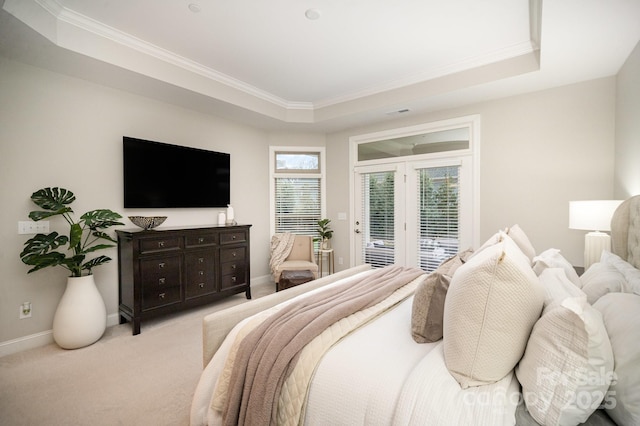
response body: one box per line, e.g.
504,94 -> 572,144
569,200 -> 623,269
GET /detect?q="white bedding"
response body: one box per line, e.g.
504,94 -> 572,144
191,269 -> 520,426
304,297 -> 520,426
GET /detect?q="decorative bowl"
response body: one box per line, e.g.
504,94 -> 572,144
128,216 -> 167,230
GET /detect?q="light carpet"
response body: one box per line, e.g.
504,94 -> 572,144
0,283 -> 274,426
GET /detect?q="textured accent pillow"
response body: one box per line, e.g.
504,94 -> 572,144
411,271 -> 451,343
411,249 -> 474,343
443,235 -> 544,388
516,297 -> 614,426
533,248 -> 582,288
593,293 -> 640,426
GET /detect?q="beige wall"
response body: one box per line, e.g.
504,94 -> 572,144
326,77 -> 617,273
2,48 -> 635,353
0,56 -> 277,348
615,41 -> 640,198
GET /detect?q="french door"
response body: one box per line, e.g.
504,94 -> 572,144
354,157 -> 473,272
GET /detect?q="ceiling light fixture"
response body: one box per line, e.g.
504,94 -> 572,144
188,3 -> 201,13
305,9 -> 321,20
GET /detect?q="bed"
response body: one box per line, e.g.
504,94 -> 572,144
191,196 -> 640,426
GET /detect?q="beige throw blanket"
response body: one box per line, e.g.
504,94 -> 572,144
269,233 -> 296,278
221,265 -> 424,426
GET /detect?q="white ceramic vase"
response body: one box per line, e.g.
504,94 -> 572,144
52,275 -> 107,349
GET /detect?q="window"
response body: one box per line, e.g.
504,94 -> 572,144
270,147 -> 326,238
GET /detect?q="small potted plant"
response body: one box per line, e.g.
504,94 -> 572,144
317,218 -> 333,250
20,187 -> 123,349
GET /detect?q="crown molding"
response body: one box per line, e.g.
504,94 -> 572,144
5,0 -> 542,124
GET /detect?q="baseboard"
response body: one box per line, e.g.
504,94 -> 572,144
0,330 -> 54,358
1,274 -> 274,358
251,274 -> 272,288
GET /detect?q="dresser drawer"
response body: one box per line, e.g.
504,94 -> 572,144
220,230 -> 247,245
142,285 -> 181,310
139,236 -> 181,253
185,252 -> 217,298
140,257 -> 182,289
221,269 -> 247,290
220,247 -> 245,263
220,260 -> 243,276
185,232 -> 217,248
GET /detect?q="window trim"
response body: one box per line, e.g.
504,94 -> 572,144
270,146 -> 327,238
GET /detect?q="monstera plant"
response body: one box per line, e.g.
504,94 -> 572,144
20,187 -> 124,349
20,187 -> 124,277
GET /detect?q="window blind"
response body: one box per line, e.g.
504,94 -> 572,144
361,171 -> 395,268
274,177 -> 321,236
417,165 -> 460,272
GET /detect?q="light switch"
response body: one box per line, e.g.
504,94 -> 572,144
18,221 -> 49,234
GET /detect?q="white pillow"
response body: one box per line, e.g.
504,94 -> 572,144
593,293 -> 640,426
538,268 -> 586,312
516,297 -> 614,426
580,251 -> 640,304
600,251 -> 640,294
533,248 -> 582,288
443,234 -> 544,388
580,262 -> 626,304
507,224 -> 536,263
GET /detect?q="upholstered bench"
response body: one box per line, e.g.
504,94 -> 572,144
278,269 -> 315,292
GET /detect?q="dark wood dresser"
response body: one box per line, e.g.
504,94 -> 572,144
116,224 -> 251,334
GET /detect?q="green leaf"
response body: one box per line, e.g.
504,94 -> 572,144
83,243 -> 115,254
21,252 -> 67,273
82,255 -> 112,272
30,188 -> 75,211
20,232 -> 68,258
92,230 -> 117,244
69,223 -> 83,250
29,207 -> 73,221
81,209 -> 124,230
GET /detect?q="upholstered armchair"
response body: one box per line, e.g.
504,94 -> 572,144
273,235 -> 319,284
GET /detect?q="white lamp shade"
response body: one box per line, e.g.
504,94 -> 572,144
569,200 -> 623,232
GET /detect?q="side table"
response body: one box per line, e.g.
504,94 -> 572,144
317,249 -> 335,277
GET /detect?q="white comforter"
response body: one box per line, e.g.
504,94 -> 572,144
191,272 -> 520,426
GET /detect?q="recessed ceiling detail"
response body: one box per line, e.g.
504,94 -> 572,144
1,0 -> 639,131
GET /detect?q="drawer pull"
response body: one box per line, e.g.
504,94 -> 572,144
199,283 -> 204,288
159,278 -> 166,285
199,257 -> 204,263
158,262 -> 165,269
158,241 -> 165,248
231,264 -> 237,270
199,271 -> 204,276
159,292 -> 166,299
198,237 -> 204,243
231,276 -> 237,283
232,235 -> 237,240
232,251 -> 237,257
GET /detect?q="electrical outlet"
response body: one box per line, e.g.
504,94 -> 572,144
338,257 -> 344,265
19,302 -> 32,319
18,221 -> 49,234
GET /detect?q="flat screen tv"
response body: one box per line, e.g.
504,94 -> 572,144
123,137 -> 230,208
